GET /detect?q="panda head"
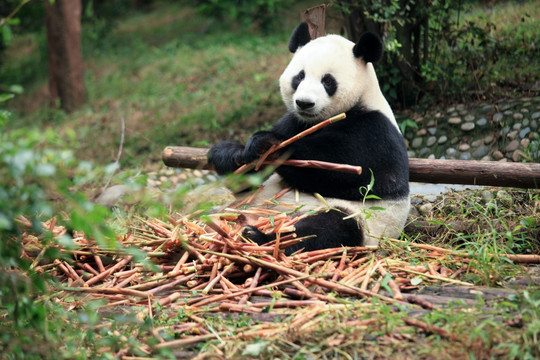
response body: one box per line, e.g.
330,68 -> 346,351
279,22 -> 385,123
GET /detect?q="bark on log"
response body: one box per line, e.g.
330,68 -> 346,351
162,146 -> 540,189
302,4 -> 326,39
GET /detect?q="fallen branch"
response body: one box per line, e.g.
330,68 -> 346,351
162,146 -> 540,188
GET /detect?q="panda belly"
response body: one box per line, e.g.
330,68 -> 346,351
239,173 -> 410,251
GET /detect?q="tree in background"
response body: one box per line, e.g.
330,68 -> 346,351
332,0 -> 464,107
44,0 -> 85,113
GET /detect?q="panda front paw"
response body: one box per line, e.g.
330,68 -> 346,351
208,141 -> 245,174
242,225 -> 273,245
243,131 -> 282,164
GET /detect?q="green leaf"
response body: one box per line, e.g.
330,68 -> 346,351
242,341 -> 268,357
0,93 -> 14,102
410,277 -> 423,286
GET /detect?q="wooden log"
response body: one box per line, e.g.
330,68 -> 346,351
162,146 -> 540,189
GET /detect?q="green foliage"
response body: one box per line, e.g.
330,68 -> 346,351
195,0 -> 288,33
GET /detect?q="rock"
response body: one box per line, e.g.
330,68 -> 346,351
96,185 -> 136,207
427,119 -> 436,126
512,150 -> 522,162
481,190 -> 494,202
481,155 -> 492,161
419,203 -> 434,216
506,130 -> 518,141
513,112 -> 524,120
427,127 -> 437,135
496,190 -> 513,207
519,127 -> 531,139
447,106 -> 456,113
521,138 -> 530,148
461,122 -> 475,131
512,123 -> 522,130
409,206 -> 420,217
416,128 -> 427,136
450,137 -> 460,145
411,197 -> 423,205
484,134 -> 494,144
493,113 -> 504,122
531,111 -> 540,120
418,147 -> 431,156
407,150 -> 416,158
471,139 -> 483,147
438,136 -> 448,144
464,114 -> 475,122
504,110 -> 513,116
473,145 -> 490,159
424,195 -> 438,203
505,139 -> 520,152
458,143 -> 470,151
492,150 -> 504,160
448,117 -> 462,125
411,137 -> 423,149
426,136 -> 437,146
476,117 -> 488,127
460,152 -> 472,160
531,120 -> 538,130
427,154 -> 436,159
446,148 -> 457,156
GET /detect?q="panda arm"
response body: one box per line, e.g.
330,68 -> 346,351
208,141 -> 246,174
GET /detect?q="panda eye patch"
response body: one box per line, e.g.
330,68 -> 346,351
291,70 -> 305,90
321,74 -> 337,96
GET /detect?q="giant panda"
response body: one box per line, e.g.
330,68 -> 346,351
208,22 -> 410,254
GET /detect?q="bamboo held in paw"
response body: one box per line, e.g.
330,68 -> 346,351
234,112 -> 346,174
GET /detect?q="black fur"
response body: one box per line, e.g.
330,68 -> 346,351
243,208 -> 363,255
209,107 -> 409,200
321,73 -> 337,96
289,22 -> 311,53
353,32 -> 383,63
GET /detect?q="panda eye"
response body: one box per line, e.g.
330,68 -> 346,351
321,74 -> 337,96
291,70 -> 305,90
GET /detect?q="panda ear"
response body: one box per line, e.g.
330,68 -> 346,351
289,22 -> 311,53
353,32 -> 383,63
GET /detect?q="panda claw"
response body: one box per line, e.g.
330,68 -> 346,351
242,225 -> 272,246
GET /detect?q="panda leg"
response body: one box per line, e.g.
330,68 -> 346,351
242,208 -> 364,255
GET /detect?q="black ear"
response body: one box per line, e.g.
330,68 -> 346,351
353,32 -> 383,63
289,22 -> 311,53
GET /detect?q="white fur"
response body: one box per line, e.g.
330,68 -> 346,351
279,35 -> 400,132
241,173 -> 410,247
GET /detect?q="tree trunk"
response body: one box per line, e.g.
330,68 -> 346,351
45,0 -> 85,113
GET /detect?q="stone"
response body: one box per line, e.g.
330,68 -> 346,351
507,130 -> 518,141
427,127 -> 437,135
531,111 -> 540,120
505,139 -> 520,152
419,203 -> 433,216
513,112 -> 524,120
481,155 -> 492,161
450,137 -> 460,145
458,143 -> 470,151
427,154 -> 436,159
476,117 -> 488,127
411,137 -> 423,149
531,120 -> 538,130
424,195 -> 438,203
426,136 -> 437,146
512,123 -> 522,130
456,104 -> 465,111
493,113 -> 504,122
438,136 -> 448,144
481,190 -> 494,202
460,152 -> 472,160
519,127 -> 531,139
471,139 -> 483,147
464,114 -> 475,122
411,197 -> 423,205
492,150 -> 504,160
484,134 -> 494,144
521,138 -> 530,148
461,122 -> 475,131
407,150 -> 416,158
473,145 -> 490,159
499,158 -> 508,162
512,150 -> 522,162
448,117 -> 461,125
496,190 -> 513,207
446,148 -> 457,156
504,110 -> 513,116
482,104 -> 493,111
427,119 -> 436,126
447,106 -> 456,113
418,147 -> 431,156
416,128 -> 427,136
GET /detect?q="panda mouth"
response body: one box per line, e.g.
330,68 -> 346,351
298,111 -> 319,119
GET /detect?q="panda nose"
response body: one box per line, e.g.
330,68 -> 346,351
296,100 -> 315,110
